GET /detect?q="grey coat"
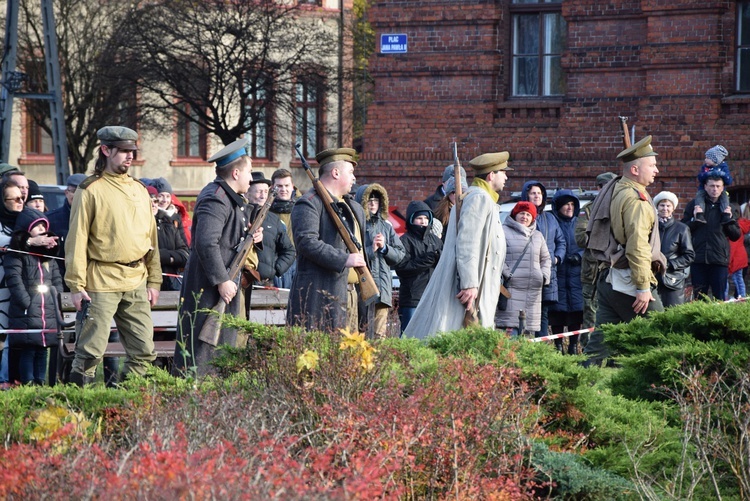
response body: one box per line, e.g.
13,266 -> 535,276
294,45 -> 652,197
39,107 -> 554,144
355,184 -> 405,307
287,187 -> 369,332
494,217 -> 551,332
174,179 -> 251,376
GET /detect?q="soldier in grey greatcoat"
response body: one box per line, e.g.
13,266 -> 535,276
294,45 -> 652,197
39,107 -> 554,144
287,148 -> 370,333
404,151 -> 511,339
173,138 -> 261,377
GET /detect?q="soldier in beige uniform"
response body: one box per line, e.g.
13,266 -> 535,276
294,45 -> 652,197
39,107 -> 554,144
583,136 -> 665,366
65,126 -> 162,386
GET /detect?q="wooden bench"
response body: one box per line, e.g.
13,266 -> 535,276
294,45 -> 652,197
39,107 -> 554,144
56,287 -> 289,381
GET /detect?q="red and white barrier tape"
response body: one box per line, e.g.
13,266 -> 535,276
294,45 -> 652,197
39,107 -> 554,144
528,327 -> 594,343
528,296 -> 746,343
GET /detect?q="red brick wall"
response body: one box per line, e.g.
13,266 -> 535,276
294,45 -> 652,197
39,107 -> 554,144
360,0 -> 750,219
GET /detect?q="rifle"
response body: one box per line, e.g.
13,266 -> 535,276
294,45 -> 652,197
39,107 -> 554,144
453,141 -> 463,225
198,188 -> 277,346
452,141 -> 482,327
294,144 -> 379,303
619,116 -> 632,148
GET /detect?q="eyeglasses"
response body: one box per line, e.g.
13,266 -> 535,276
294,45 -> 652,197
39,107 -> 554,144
65,186 -> 77,194
4,197 -> 23,203
367,198 -> 379,203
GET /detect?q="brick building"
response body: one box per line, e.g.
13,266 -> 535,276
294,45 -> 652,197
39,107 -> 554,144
360,0 -> 750,217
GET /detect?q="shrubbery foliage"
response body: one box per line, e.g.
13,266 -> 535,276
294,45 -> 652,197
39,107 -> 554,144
1,302 -> 749,499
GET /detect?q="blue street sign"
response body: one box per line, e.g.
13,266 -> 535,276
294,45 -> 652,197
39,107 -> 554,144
380,34 -> 407,54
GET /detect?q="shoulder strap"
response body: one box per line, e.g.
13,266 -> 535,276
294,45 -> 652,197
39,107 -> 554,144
508,236 -> 533,279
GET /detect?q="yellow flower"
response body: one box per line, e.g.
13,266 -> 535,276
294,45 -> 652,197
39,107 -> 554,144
296,349 -> 319,374
339,328 -> 365,350
338,328 -> 377,372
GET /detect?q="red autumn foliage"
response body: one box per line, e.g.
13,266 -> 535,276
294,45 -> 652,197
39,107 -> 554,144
0,356 -> 550,499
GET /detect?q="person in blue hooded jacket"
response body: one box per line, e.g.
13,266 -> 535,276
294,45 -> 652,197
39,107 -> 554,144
521,181 -> 566,337
549,190 -> 584,354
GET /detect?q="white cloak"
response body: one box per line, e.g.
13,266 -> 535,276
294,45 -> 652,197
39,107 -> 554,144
403,185 -> 506,339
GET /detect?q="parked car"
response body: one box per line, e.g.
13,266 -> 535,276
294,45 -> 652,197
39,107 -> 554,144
498,188 -> 599,222
388,206 -> 407,236
39,184 -> 67,211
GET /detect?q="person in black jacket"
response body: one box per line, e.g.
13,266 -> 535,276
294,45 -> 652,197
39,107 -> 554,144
246,173 -> 295,286
654,191 -> 694,307
682,174 -> 741,300
395,201 -> 442,333
148,186 -> 189,291
4,208 -> 63,385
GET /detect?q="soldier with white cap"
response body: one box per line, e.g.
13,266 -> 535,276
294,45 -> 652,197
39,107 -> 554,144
173,137 -> 262,377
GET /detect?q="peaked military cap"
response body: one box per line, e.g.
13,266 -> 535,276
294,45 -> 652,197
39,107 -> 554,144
616,135 -> 658,163
315,148 -> 358,168
97,126 -> 139,150
469,151 -> 512,175
250,171 -> 272,186
208,137 -> 249,167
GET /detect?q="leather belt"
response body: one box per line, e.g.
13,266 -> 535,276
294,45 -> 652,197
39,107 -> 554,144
117,259 -> 143,268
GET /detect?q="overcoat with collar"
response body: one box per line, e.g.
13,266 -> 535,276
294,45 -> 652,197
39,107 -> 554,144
287,186 -> 369,332
174,178 -> 252,376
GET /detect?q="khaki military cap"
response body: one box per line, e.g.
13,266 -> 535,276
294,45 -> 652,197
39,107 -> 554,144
315,148 -> 358,168
208,137 -> 249,167
616,135 -> 658,163
468,151 -> 512,175
97,126 -> 139,150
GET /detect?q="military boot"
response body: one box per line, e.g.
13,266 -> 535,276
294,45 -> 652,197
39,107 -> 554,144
68,371 -> 95,387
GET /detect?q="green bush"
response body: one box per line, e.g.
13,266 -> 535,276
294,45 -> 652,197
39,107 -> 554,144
531,441 -> 637,500
602,301 -> 750,401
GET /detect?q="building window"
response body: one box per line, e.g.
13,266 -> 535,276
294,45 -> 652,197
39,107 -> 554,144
26,117 -> 53,155
737,2 -> 750,92
244,78 -> 272,159
296,78 -> 323,159
298,0 -> 322,5
510,1 -> 566,97
176,104 -> 206,158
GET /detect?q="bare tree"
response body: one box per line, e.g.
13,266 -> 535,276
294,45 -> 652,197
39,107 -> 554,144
115,0 -> 339,152
18,0 -> 154,173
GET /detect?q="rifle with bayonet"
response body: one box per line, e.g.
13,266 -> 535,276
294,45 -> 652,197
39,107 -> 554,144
294,144 -> 379,303
198,188 -> 277,346
619,116 -> 633,148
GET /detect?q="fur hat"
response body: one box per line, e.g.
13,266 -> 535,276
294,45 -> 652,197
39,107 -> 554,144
653,191 -> 678,209
442,164 -> 468,183
705,145 -> 729,165
510,201 -> 537,221
444,175 -> 468,194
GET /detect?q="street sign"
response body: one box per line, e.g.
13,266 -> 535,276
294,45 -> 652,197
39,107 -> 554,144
380,34 -> 407,54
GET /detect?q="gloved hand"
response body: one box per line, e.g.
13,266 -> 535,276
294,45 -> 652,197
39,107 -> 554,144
565,253 -> 582,266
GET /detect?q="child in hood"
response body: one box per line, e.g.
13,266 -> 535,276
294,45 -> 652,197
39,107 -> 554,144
4,208 -> 63,385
